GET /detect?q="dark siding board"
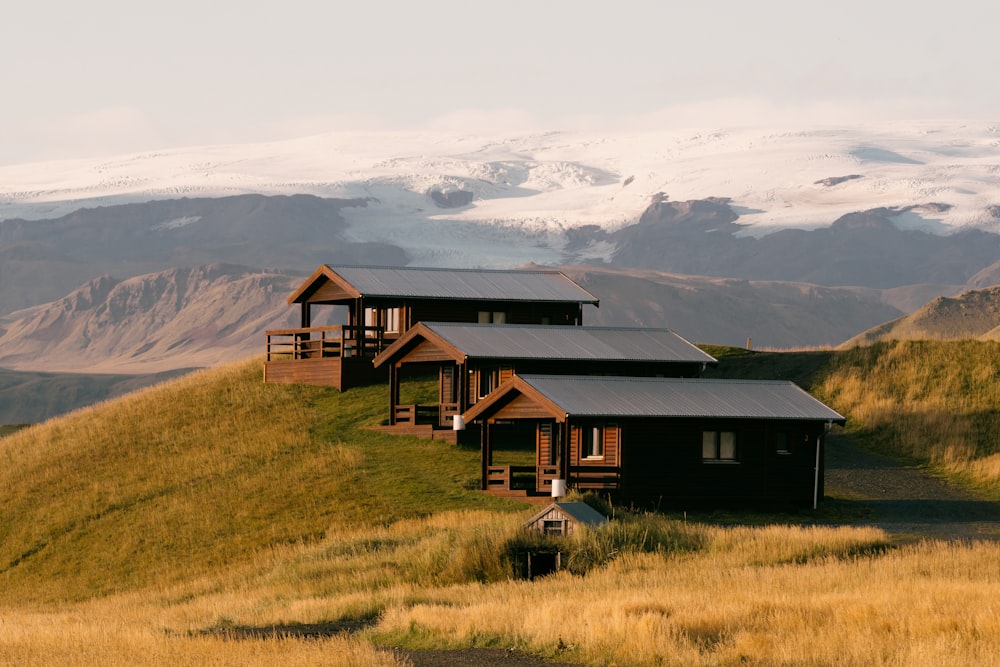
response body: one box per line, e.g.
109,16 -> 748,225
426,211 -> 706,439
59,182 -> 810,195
408,301 -> 581,326
617,418 -> 825,506
478,359 -> 705,379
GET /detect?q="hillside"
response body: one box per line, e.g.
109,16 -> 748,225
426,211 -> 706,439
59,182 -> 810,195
0,263 -> 320,374
2,344 -> 999,665
842,285 -> 1000,347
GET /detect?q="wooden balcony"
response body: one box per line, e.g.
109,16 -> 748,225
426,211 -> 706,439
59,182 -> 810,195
263,325 -> 388,390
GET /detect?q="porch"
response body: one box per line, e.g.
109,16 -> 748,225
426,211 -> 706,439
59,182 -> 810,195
263,325 -> 389,390
367,401 -> 464,444
483,464 -> 621,498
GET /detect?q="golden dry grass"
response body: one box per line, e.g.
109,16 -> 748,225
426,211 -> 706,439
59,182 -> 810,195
3,345 -> 1000,665
816,340 -> 1000,494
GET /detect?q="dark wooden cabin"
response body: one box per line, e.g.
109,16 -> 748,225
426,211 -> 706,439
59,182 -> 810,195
370,322 -> 717,442
263,265 -> 599,390
462,374 -> 845,508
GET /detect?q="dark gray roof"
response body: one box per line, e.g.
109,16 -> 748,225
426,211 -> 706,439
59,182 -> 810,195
422,323 -> 716,364
326,265 -> 599,304
517,374 -> 845,423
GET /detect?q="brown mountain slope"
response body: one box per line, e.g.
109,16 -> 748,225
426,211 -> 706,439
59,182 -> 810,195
840,285 -> 1000,347
561,265 -> 903,349
0,264 -> 322,373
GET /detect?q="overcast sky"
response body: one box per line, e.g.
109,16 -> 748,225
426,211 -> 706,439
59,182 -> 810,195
3,0 -> 998,165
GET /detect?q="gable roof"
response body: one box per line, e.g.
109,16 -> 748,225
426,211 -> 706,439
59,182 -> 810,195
288,264 -> 600,305
372,322 -> 717,368
523,502 -> 610,530
464,374 -> 846,424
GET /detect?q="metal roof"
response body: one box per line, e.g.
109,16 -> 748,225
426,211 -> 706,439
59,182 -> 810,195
524,502 -> 610,529
516,374 -> 846,423
421,323 -> 716,364
325,265 -> 600,304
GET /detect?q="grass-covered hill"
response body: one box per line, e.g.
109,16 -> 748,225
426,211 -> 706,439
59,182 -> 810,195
842,285 -> 1000,347
2,343 -> 1000,666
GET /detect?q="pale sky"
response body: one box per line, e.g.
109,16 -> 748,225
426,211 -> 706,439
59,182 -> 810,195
3,0 -> 998,165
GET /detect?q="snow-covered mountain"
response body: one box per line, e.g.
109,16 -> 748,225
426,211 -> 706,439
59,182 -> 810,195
3,121 -> 1000,268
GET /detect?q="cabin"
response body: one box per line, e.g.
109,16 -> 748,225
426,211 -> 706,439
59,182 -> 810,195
522,501 -> 610,536
263,264 -> 599,390
462,374 -> 846,508
370,322 -> 718,442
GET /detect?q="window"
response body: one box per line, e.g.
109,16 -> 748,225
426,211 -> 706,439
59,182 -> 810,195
542,520 -> 565,536
384,307 -> 401,334
479,369 -> 499,398
702,431 -> 737,461
363,307 -> 402,335
581,426 -> 604,459
477,310 -> 507,323
774,431 -> 791,455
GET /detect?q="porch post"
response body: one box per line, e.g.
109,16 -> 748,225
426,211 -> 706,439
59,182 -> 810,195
301,302 -> 312,328
560,420 -> 571,485
480,420 -> 490,490
388,363 -> 399,426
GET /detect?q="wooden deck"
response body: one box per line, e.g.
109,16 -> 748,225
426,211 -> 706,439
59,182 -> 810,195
263,325 -> 388,390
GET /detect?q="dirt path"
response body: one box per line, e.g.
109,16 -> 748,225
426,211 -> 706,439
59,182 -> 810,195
824,434 -> 1000,541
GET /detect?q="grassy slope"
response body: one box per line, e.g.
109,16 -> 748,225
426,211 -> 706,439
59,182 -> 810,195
705,340 -> 1000,496
2,345 -> 1000,665
0,359 -> 523,604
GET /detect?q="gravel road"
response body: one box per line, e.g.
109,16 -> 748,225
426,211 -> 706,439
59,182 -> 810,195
824,433 -> 1000,541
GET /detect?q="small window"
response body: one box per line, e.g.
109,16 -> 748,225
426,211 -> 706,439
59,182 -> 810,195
774,431 -> 791,455
477,311 -> 507,324
581,426 -> 604,459
702,430 -> 737,461
542,520 -> 565,536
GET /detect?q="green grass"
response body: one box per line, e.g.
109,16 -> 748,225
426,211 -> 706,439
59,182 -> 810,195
3,339 -> 999,608
0,360 -> 523,604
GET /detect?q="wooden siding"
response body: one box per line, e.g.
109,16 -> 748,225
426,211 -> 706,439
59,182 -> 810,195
537,422 -> 555,466
263,357 -> 387,391
497,393 -> 559,420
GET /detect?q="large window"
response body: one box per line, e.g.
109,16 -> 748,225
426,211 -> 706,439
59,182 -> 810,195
702,430 -> 737,461
363,307 -> 402,334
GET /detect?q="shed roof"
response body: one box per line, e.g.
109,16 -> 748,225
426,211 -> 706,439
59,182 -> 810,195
373,322 -> 717,367
465,374 -> 846,424
289,264 -> 600,305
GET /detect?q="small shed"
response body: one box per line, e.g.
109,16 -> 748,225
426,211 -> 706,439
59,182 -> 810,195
522,501 -> 609,537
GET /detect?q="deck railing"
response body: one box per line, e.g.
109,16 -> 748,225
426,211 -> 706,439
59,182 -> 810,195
265,325 -> 385,361
485,465 -> 620,494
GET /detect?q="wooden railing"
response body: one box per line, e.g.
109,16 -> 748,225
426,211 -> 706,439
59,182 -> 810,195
439,401 -> 460,428
485,465 -> 537,492
569,465 -> 620,491
265,325 -> 385,361
486,465 -> 620,493
535,466 -> 561,494
393,403 -> 438,426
